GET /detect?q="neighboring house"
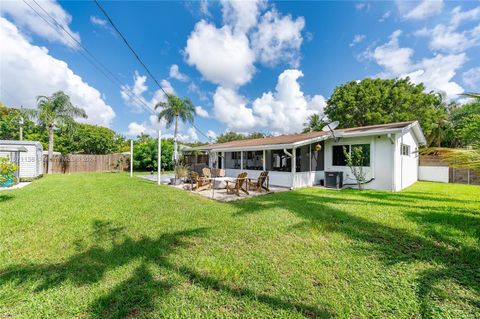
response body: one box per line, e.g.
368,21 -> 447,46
189,121 -> 426,191
0,140 -> 43,179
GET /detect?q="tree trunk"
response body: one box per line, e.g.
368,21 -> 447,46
173,115 -> 179,166
48,124 -> 54,174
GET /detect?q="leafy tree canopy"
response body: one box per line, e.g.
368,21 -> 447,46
325,78 -> 447,145
132,136 -> 174,171
0,103 -> 126,154
216,131 -> 268,144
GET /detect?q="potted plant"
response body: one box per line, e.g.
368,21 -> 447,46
171,164 -> 188,185
0,157 -> 19,188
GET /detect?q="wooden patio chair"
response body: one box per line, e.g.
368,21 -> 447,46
248,171 -> 269,192
202,167 -> 212,178
226,172 -> 249,196
190,171 -> 212,192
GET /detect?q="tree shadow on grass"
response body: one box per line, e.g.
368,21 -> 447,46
231,190 -> 480,317
0,194 -> 13,202
0,220 -> 333,318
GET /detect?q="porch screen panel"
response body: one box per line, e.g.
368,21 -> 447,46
311,141 -> 324,171
296,145 -> 310,172
225,152 -> 241,169
242,151 -> 263,170
267,149 -> 292,172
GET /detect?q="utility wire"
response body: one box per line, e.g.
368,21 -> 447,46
25,0 -> 155,115
94,0 -> 212,142
27,0 -> 210,141
94,0 -> 167,96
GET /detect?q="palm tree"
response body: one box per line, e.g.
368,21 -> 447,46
155,94 -> 195,165
303,114 -> 326,133
422,147 -> 480,169
28,91 -> 87,174
461,92 -> 480,100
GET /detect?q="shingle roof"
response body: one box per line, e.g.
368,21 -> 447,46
192,121 -> 417,151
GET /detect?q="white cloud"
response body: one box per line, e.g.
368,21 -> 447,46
366,30 -> 413,75
252,69 -> 326,133
120,72 -> 174,112
406,54 -> 466,99
398,0 -> 444,20
185,20 -> 255,88
363,29 -> 466,100
207,130 -> 217,141
1,0 -> 80,48
199,0 -> 211,17
350,34 -> 366,47
415,6 -> 480,54
0,17 -> 115,126
188,83 -> 208,101
213,86 -> 257,130
462,67 -> 480,88
169,64 -> 189,82
251,9 -> 305,67
90,16 -> 107,26
212,69 -> 326,134
450,6 -> 480,28
184,1 -> 306,87
379,11 -> 391,22
127,122 -> 146,136
221,0 -> 263,34
178,127 -> 198,142
355,3 -> 370,11
195,106 -> 209,118
416,24 -> 480,53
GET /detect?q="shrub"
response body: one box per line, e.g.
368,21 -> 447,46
0,157 -> 18,186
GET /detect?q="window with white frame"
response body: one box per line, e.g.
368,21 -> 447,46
401,144 -> 410,156
332,144 -> 370,166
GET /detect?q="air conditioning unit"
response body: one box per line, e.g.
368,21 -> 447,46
325,171 -> 343,189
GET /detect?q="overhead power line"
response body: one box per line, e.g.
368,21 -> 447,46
94,0 -> 212,141
24,0 -> 155,115
94,0 -> 167,96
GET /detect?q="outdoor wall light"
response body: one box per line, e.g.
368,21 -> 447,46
315,143 -> 322,152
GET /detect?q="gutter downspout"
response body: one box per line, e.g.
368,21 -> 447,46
283,148 -> 295,189
388,133 -> 396,192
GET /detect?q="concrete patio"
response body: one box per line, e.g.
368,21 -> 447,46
137,174 -> 289,202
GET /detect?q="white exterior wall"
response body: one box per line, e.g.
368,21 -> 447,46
418,166 -> 449,183
293,171 -> 325,188
324,135 -> 394,191
394,131 -> 419,191
0,142 -> 43,178
225,169 -> 293,188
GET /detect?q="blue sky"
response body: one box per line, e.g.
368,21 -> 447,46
1,0 -> 480,142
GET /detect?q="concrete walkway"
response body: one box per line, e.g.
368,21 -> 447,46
136,173 -> 175,184
0,182 -> 31,191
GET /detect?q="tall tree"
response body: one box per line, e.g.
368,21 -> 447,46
28,91 -> 87,174
215,131 -> 268,144
303,114 -> 326,133
324,78 -> 447,145
155,94 -> 195,165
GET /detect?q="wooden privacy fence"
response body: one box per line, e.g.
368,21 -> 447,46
419,155 -> 480,185
43,153 -> 130,174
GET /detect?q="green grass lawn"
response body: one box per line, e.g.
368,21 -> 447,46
0,173 -> 479,318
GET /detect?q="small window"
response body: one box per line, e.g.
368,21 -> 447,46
401,144 -> 410,156
332,144 -> 370,166
332,145 -> 348,166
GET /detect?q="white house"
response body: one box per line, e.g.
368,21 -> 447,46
189,121 -> 426,191
0,140 -> 43,179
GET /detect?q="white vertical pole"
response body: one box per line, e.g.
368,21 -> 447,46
263,150 -> 266,171
292,147 -> 296,189
158,129 -> 161,185
130,140 -> 133,177
240,151 -> 243,171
